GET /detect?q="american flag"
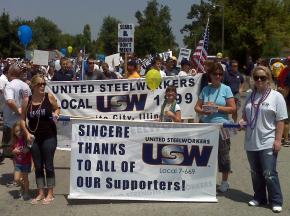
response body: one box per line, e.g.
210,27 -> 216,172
192,17 -> 210,73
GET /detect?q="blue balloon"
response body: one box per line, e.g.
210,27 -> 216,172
60,48 -> 67,56
18,25 -> 32,48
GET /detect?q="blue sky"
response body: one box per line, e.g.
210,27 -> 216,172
1,0 -> 200,47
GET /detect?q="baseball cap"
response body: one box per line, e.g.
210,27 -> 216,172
180,58 -> 190,66
171,56 -> 177,61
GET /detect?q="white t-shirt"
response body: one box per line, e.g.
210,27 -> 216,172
244,90 -> 287,151
3,79 -> 31,128
0,74 -> 8,112
160,70 -> 167,77
178,71 -> 188,76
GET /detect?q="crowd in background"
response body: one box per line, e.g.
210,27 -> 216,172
0,52 -> 290,213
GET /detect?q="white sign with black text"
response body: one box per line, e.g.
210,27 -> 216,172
118,24 -> 134,53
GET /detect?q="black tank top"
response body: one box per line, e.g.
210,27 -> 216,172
27,93 -> 57,141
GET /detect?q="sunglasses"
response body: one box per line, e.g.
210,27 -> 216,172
88,62 -> 94,65
253,75 -> 267,81
212,72 -> 223,77
37,82 -> 46,87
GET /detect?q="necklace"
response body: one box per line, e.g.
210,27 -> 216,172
248,88 -> 271,129
26,94 -> 45,133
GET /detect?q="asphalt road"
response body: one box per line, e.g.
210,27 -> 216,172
0,111 -> 290,216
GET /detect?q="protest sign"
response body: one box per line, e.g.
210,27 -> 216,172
33,50 -> 49,66
159,51 -> 172,61
118,24 -> 134,53
177,48 -> 192,67
68,119 -> 219,202
105,53 -> 121,68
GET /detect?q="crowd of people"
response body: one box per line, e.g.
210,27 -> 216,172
0,52 -> 289,213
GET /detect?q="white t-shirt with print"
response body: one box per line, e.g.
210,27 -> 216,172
244,90 -> 287,151
3,79 -> 31,128
0,74 -> 8,112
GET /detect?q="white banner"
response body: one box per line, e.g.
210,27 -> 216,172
47,75 -> 202,121
68,119 -> 219,202
118,24 -> 134,53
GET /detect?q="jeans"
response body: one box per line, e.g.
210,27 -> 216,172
247,149 -> 283,206
30,137 -> 57,188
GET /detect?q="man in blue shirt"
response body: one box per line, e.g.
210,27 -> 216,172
223,60 -> 244,122
52,57 -> 75,81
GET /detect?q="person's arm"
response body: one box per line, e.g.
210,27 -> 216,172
273,120 -> 284,153
48,93 -> 60,116
217,97 -> 236,114
20,97 -> 34,142
165,110 -> 181,122
6,99 -> 21,114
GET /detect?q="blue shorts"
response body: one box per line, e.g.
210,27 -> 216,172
15,164 -> 31,173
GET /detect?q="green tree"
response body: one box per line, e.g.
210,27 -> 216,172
95,16 -> 120,55
83,24 -> 92,53
31,16 -> 62,50
182,0 -> 290,64
134,0 -> 177,57
0,12 -> 24,57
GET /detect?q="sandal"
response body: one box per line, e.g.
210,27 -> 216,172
283,140 -> 290,147
42,196 -> 54,205
31,196 -> 44,205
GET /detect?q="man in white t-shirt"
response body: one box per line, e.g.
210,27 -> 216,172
0,66 -> 9,113
0,64 -> 31,160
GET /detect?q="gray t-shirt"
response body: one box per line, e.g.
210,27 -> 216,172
3,79 -> 31,128
244,89 -> 287,151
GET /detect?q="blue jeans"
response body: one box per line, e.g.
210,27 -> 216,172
30,137 -> 57,188
246,149 -> 283,206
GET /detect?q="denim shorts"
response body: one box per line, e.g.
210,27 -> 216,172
15,163 -> 31,173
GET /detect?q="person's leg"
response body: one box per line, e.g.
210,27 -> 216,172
259,149 -> 283,207
246,151 -> 267,204
218,137 -> 231,192
30,141 -> 45,200
40,137 -> 57,200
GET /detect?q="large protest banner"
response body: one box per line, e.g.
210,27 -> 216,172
68,119 -> 219,202
47,75 -> 202,121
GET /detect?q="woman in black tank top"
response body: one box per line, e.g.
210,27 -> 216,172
20,74 -> 60,205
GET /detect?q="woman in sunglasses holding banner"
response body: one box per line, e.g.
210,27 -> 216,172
239,66 -> 287,213
195,62 -> 236,193
20,74 -> 60,205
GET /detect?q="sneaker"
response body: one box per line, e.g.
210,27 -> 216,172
219,181 -> 229,192
248,199 -> 260,206
6,181 -> 20,188
272,206 -> 282,213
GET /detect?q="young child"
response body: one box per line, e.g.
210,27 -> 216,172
11,121 -> 32,201
159,85 -> 181,122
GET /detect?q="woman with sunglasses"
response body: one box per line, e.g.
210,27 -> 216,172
239,66 -> 287,213
195,62 -> 236,193
20,74 -> 60,205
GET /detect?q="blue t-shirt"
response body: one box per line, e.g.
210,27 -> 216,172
199,83 -> 233,123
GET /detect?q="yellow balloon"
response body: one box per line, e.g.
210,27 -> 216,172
67,46 -> 73,54
146,69 -> 162,91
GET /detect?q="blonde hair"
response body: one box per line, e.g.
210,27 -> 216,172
252,66 -> 273,86
30,74 -> 45,89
